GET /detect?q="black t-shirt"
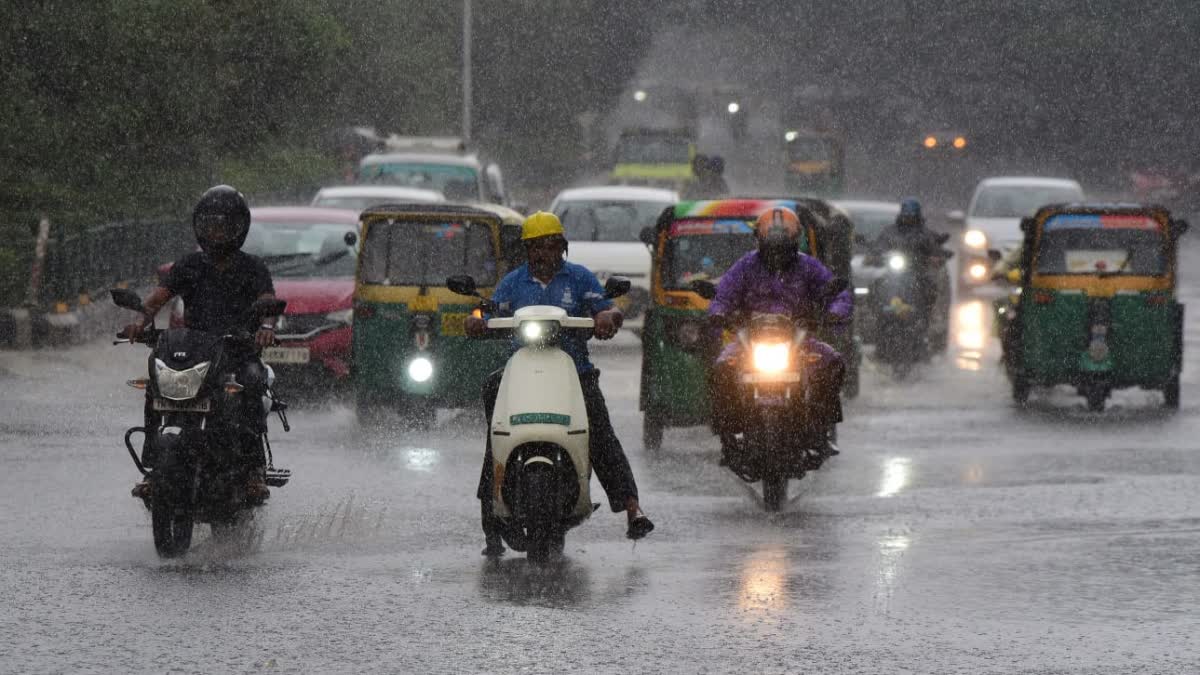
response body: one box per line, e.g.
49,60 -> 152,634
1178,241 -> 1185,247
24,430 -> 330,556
164,251 -> 275,334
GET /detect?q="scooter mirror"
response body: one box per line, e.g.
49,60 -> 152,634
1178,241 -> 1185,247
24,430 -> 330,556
109,288 -> 145,312
604,276 -> 632,299
343,231 -> 358,247
446,275 -> 479,297
690,279 -> 717,300
253,298 -> 288,318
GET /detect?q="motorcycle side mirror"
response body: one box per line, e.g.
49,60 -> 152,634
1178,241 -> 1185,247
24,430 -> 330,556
604,276 -> 632,299
110,288 -> 145,312
1019,217 -> 1036,234
987,249 -> 1003,262
639,226 -> 656,247
343,231 -> 358,247
691,279 -> 717,300
253,298 -> 288,318
1171,218 -> 1190,237
935,231 -> 951,244
446,274 -> 479,297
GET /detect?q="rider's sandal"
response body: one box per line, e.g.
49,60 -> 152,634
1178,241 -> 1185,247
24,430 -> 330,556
626,510 -> 655,540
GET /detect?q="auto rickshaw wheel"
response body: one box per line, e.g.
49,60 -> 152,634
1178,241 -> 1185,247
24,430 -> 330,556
1164,376 -> 1180,410
642,413 -> 664,451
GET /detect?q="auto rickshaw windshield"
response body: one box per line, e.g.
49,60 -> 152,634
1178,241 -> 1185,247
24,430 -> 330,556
360,219 -> 498,286
1036,220 -> 1166,275
661,218 -> 760,289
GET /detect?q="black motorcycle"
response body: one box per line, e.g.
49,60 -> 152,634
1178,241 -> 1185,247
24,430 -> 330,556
111,289 -> 291,557
864,238 -> 953,378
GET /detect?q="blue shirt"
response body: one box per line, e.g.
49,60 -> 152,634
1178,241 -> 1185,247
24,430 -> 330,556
490,261 -> 614,373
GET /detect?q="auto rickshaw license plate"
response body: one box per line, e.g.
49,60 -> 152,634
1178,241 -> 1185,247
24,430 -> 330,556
153,398 -> 212,413
440,313 -> 468,336
262,347 -> 310,364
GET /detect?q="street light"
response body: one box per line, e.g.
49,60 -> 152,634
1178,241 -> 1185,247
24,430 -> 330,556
727,101 -> 740,114
633,90 -> 648,102
784,130 -> 799,142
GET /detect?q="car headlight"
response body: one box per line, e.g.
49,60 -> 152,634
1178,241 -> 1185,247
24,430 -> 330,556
968,262 -> 989,280
408,357 -> 433,382
155,359 -> 211,400
888,254 -> 907,272
963,229 -> 987,249
519,320 -> 560,345
325,308 -> 353,324
751,343 -> 790,374
854,287 -> 870,296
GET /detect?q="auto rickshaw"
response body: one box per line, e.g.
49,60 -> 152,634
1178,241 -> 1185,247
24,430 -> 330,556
351,202 -> 524,427
783,130 -> 846,197
1006,204 -> 1187,411
637,198 -> 827,450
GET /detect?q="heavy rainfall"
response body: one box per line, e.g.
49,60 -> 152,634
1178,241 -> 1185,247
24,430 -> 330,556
2,1 -> 1200,673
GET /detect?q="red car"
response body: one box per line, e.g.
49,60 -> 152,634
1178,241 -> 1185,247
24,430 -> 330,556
162,206 -> 361,386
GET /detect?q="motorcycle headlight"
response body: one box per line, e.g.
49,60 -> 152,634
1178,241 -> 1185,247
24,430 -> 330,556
751,343 -> 790,374
325,308 -> 353,324
519,320 -> 560,345
408,357 -> 434,382
888,254 -> 907,272
963,229 -> 988,249
154,359 -> 211,400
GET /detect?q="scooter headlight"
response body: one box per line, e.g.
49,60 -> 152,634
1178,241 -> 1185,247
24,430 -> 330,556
751,343 -> 790,374
154,359 -> 211,400
519,320 -> 560,345
963,229 -> 988,249
408,357 -> 434,382
888,253 -> 907,272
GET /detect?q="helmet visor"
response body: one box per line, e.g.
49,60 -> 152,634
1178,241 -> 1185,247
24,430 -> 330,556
194,213 -> 238,243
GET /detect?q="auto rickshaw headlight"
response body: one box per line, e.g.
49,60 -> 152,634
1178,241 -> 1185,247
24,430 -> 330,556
963,229 -> 987,249
752,342 -> 790,374
408,357 -> 434,382
888,253 -> 907,272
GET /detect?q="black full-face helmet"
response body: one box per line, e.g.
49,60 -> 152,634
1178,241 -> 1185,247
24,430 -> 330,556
192,185 -> 251,256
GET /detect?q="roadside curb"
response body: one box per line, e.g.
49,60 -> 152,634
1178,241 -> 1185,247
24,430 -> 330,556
2,282 -> 153,350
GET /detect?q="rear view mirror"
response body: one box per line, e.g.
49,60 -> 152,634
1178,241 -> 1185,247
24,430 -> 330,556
253,298 -> 287,318
110,288 -> 145,313
690,279 -> 717,300
1171,218 -> 1190,237
1019,217 -> 1036,234
446,275 -> 479,297
639,226 -> 656,247
604,276 -> 632,299
987,249 -> 1003,262
935,232 -> 951,245
343,231 -> 358,247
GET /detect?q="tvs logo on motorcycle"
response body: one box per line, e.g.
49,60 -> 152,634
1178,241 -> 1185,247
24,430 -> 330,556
174,352 -> 188,359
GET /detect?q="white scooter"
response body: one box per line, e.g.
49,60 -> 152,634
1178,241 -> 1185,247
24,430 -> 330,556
447,274 -> 630,560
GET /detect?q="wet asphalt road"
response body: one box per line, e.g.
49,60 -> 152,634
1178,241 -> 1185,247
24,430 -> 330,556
5,245 -> 1200,674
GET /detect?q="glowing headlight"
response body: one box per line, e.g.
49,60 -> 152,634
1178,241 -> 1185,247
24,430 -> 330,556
963,229 -> 987,249
325,308 -> 353,324
154,359 -> 211,400
519,321 -> 558,344
968,263 -> 989,280
408,357 -> 433,382
784,130 -> 799,142
751,343 -> 790,374
854,287 -> 870,296
888,254 -> 907,272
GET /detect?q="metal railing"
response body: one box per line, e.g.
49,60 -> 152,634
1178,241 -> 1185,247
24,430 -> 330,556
39,220 -> 194,307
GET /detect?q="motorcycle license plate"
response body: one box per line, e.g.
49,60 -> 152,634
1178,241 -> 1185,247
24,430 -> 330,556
440,313 -> 468,336
262,347 -> 310,364
153,398 -> 212,413
742,372 -> 802,384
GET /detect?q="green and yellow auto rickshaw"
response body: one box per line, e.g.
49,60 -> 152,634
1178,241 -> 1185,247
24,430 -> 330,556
783,130 -> 846,198
1006,204 -> 1188,411
352,203 -> 523,427
637,198 -> 823,450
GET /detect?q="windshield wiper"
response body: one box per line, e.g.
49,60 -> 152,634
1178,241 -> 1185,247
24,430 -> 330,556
1097,249 -> 1135,278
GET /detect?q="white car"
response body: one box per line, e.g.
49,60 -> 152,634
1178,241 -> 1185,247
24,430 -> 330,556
311,185 -> 444,211
953,176 -> 1084,294
549,185 -> 679,330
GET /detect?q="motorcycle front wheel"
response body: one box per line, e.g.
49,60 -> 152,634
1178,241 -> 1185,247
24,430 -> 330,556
151,493 -> 194,558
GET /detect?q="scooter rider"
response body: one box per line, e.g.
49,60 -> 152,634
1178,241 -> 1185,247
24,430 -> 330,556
873,198 -> 947,320
122,185 -> 279,501
465,211 -> 654,557
707,206 -> 852,459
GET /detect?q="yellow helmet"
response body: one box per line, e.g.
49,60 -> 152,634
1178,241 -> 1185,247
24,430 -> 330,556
521,211 -> 565,241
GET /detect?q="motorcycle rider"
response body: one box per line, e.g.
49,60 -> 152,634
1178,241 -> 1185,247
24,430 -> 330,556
682,154 -> 730,200
871,198 -> 948,325
707,206 -> 852,460
122,185 -> 279,501
465,211 -> 654,557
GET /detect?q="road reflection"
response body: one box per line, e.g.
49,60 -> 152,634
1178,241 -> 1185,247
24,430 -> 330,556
736,546 -> 790,613
875,534 -> 910,613
478,557 -> 592,608
954,299 -> 988,357
877,457 -> 911,498
403,447 -> 439,472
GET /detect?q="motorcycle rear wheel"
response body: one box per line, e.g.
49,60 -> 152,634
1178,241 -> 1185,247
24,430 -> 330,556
763,476 -> 788,512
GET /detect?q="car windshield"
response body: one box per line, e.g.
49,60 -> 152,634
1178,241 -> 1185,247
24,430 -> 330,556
359,219 -> 497,286
314,195 -> 430,211
556,200 -> 673,242
662,219 -> 758,289
358,163 -> 480,201
842,207 -> 898,239
244,221 -> 357,278
786,137 -> 835,162
615,136 -> 691,164
971,185 -> 1083,218
1036,223 -> 1166,275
